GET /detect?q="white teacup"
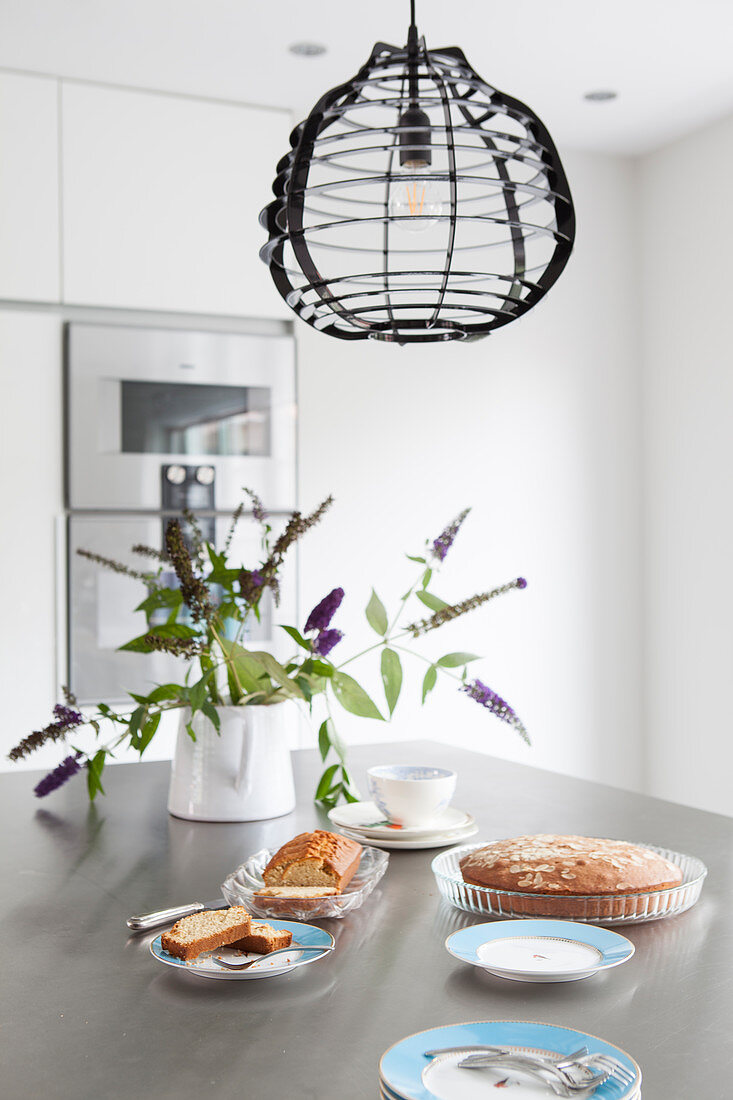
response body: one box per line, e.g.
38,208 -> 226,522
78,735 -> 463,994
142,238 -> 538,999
367,764 -> 457,828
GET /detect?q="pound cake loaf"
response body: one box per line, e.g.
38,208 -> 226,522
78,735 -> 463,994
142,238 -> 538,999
460,835 -> 683,896
263,830 -> 362,892
161,906 -> 252,961
229,922 -> 293,954
254,886 -> 340,899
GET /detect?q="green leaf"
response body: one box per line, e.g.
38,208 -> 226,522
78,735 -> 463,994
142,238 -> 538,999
201,701 -> 221,732
134,587 -> 183,618
138,712 -> 161,755
416,591 -> 449,612
189,668 -> 217,713
127,705 -> 147,749
217,637 -> 272,696
421,567 -> 433,590
302,658 -> 334,679
315,763 -> 340,801
406,554 -> 427,563
437,652 -> 481,668
119,622 -> 199,654
145,683 -> 187,705
185,721 -> 196,742
331,671 -> 384,720
279,624 -> 311,651
365,589 -> 389,636
317,719 -> 331,761
249,651 -> 305,700
86,750 -> 106,800
422,664 -> 438,703
380,647 -> 403,716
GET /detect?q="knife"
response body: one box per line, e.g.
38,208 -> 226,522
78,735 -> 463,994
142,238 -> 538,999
126,897 -> 228,932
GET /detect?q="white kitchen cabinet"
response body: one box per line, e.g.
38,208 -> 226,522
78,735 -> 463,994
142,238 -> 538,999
0,72 -> 60,302
61,82 -> 291,318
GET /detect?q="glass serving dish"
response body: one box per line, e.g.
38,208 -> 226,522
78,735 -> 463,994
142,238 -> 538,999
221,844 -> 389,921
431,841 -> 707,925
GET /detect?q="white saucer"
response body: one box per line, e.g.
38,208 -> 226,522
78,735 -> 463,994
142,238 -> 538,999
445,920 -> 635,983
328,800 -> 473,838
337,821 -> 479,850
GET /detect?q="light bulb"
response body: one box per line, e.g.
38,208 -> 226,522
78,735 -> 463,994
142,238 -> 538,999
388,161 -> 443,232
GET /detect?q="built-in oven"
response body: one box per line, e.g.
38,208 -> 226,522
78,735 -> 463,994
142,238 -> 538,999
64,322 -> 297,703
65,322 -> 296,512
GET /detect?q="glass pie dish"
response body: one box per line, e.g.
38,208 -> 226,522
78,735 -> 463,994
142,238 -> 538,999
432,841 -> 707,925
221,844 -> 389,921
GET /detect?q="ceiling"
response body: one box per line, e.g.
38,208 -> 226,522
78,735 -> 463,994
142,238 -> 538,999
1,0 -> 732,155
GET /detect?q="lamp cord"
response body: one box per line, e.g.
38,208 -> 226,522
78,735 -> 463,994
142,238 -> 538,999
410,0 -> 416,29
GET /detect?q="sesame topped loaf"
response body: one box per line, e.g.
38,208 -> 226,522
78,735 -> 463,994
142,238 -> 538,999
229,922 -> 293,954
160,907 -> 252,961
263,830 -> 362,892
459,835 -> 683,896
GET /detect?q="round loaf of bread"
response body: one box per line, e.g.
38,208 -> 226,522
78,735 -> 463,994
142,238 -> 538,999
459,835 -> 683,896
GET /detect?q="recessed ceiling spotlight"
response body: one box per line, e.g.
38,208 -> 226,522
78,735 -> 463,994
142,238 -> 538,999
584,90 -> 618,102
289,41 -> 327,57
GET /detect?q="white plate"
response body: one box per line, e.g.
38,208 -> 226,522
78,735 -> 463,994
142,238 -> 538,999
150,919 -> 334,980
328,800 -> 473,838
337,822 -> 479,850
445,920 -> 635,982
379,1021 -> 641,1100
380,1084 -> 642,1100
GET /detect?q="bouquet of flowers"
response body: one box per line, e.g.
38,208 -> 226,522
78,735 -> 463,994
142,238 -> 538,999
9,492 -> 529,807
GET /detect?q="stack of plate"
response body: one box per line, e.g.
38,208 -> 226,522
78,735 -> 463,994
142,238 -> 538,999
378,1021 -> 642,1099
328,801 -> 478,850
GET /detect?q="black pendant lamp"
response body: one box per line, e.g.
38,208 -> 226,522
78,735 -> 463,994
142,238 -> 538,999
260,2 -> 575,343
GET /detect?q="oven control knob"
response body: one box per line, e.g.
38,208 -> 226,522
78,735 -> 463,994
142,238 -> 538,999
196,466 -> 215,486
165,464 -> 187,485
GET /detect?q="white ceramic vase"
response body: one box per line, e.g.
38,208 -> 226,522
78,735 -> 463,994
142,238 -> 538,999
167,704 -> 296,822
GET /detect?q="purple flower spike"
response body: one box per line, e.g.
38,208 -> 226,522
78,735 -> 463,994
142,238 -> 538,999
431,508 -> 471,562
34,754 -> 82,798
516,577 -> 527,589
312,629 -> 343,658
304,587 -> 344,634
53,704 -> 84,728
461,678 -> 530,745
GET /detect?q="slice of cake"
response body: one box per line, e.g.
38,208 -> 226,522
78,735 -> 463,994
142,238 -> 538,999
228,921 -> 293,954
160,906 -> 252,961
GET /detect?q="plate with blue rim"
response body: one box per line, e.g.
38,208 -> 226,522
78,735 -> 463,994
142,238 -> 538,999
149,919 -> 334,980
379,1021 -> 641,1100
445,920 -> 635,983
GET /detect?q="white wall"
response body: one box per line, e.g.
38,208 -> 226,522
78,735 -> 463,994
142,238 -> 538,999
297,150 -> 645,794
640,114 -> 733,817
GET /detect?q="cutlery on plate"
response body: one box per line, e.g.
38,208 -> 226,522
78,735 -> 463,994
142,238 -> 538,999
127,898 -> 228,931
457,1056 -> 606,1097
213,944 -> 335,970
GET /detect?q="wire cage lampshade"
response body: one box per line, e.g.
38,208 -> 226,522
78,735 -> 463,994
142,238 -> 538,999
260,5 -> 575,343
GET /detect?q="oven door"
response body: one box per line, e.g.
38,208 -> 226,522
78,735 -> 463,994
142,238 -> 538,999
65,323 -> 296,512
68,513 -> 297,704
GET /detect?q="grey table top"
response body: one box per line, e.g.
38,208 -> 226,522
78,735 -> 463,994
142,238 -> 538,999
2,741 -> 732,1100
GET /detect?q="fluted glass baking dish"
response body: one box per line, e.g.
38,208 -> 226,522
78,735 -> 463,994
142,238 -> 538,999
432,841 -> 707,925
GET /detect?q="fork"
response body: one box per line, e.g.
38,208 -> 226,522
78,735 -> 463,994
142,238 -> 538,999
214,944 -> 334,971
571,1053 -> 637,1089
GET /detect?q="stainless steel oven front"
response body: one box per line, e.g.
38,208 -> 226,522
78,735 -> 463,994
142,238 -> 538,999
65,322 -> 296,512
64,321 -> 297,703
